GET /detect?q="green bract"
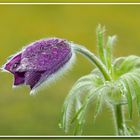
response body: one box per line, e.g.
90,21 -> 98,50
60,25 -> 140,135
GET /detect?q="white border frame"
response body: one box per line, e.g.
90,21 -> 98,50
0,2 -> 140,5
0,2 -> 139,138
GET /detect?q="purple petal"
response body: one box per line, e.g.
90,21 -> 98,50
3,53 -> 25,86
25,71 -> 45,89
14,72 -> 25,86
4,53 -> 22,73
19,38 -> 72,72
31,52 -> 72,90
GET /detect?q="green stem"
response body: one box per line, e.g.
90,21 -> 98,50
114,105 -> 124,135
72,44 -> 111,81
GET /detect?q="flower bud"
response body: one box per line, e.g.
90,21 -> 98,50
3,38 -> 75,94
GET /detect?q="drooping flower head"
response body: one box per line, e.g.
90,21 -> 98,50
3,38 -> 75,94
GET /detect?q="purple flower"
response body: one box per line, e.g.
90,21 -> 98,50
3,38 -> 75,94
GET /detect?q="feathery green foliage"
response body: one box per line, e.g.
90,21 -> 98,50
60,25 -> 140,135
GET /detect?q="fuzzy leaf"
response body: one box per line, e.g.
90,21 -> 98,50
117,69 -> 140,117
117,72 -> 135,118
59,72 -> 105,133
113,55 -> 140,79
105,35 -> 117,71
121,78 -> 133,119
71,84 -> 111,135
93,92 -> 103,121
96,24 -> 106,64
128,74 -> 140,115
105,81 -> 126,105
123,124 -> 137,135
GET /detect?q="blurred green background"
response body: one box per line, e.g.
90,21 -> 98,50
1,4 -> 140,136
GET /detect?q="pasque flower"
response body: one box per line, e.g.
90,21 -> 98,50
3,38 -> 74,93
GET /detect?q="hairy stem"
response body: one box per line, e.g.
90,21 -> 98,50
114,104 -> 124,135
72,44 -> 111,81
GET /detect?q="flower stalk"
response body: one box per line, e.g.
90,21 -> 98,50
114,105 -> 124,135
72,44 -> 111,81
